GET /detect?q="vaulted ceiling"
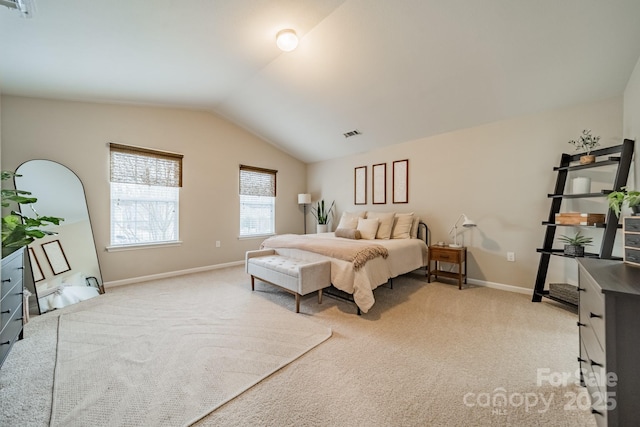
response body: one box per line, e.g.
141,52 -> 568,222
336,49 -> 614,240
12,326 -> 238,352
2,1 -> 640,163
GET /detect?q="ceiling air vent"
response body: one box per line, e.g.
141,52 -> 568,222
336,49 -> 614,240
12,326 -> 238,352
0,0 -> 34,17
343,130 -> 362,138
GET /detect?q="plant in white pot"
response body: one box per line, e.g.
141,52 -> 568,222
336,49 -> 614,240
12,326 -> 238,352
311,199 -> 334,233
558,231 -> 593,257
568,129 -> 600,164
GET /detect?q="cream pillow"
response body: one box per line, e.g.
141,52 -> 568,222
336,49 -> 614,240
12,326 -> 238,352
357,217 -> 380,240
366,211 -> 395,239
392,213 -> 414,239
410,216 -> 421,239
336,211 -> 367,230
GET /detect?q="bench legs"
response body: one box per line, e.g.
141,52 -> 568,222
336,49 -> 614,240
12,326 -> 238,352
250,275 -> 324,314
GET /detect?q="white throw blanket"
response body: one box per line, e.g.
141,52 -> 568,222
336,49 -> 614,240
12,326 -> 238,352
260,234 -> 388,270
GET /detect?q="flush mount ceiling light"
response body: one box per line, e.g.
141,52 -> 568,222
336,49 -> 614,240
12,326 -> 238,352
276,29 -> 298,52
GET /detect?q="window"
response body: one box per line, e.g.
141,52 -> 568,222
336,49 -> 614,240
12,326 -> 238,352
239,164 -> 277,237
109,143 -> 183,246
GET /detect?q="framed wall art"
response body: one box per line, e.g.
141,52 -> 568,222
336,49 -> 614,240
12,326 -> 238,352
372,163 -> 386,204
392,159 -> 409,204
41,239 -> 71,276
28,247 -> 45,282
354,166 -> 367,205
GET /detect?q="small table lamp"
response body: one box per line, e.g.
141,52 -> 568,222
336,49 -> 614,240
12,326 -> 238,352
298,193 -> 311,234
449,214 -> 476,247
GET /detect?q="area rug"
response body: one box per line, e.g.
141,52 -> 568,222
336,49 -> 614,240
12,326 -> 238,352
49,280 -> 332,426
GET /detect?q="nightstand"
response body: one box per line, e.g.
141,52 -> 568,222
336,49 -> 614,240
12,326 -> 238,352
427,245 -> 467,289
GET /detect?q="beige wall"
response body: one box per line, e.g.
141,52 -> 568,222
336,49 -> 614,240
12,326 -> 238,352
624,54 -> 640,189
307,97 -> 626,290
0,96 -> 307,283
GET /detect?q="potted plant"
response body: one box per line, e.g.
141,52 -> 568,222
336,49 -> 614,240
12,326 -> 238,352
311,199 -> 334,233
2,170 -> 64,258
558,231 -> 593,257
607,186 -> 640,217
568,129 -> 601,164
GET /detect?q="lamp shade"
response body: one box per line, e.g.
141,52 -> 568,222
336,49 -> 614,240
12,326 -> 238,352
461,214 -> 476,227
298,193 -> 311,204
276,29 -> 298,52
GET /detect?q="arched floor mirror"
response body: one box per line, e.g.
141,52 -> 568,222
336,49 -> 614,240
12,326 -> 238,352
15,160 -> 103,314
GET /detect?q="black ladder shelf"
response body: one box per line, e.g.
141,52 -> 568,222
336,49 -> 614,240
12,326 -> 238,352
532,139 -> 635,306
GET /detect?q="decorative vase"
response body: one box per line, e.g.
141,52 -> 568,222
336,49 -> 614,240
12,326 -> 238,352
572,177 -> 591,194
317,224 -> 329,234
579,155 -> 596,165
632,205 -> 640,216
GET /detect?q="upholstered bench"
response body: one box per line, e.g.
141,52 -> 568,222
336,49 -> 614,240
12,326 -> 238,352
245,249 -> 331,313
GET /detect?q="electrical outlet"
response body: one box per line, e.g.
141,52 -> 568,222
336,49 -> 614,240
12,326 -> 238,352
507,252 -> 515,262
216,241 -> 221,248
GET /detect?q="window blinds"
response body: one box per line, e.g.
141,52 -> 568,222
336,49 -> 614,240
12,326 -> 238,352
110,143 -> 183,187
239,165 -> 277,197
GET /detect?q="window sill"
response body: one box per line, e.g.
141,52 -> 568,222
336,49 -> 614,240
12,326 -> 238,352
238,234 -> 274,240
106,241 -> 183,252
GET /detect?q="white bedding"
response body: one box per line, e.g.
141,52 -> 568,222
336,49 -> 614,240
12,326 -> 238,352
263,232 -> 428,313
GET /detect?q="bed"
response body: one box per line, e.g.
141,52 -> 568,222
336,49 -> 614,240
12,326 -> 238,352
35,272 -> 102,313
260,211 -> 428,313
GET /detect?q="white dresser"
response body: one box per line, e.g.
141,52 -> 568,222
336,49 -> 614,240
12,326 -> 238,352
577,258 -> 640,426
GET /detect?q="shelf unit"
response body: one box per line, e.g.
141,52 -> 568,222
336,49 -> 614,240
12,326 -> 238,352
532,139 -> 635,306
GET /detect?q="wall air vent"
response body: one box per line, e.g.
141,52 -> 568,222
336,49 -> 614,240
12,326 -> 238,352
0,0 -> 34,17
343,130 -> 362,138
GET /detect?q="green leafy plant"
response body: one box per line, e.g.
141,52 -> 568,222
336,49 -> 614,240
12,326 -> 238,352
568,129 -> 601,155
2,170 -> 64,257
558,231 -> 593,247
607,186 -> 640,217
311,199 -> 335,225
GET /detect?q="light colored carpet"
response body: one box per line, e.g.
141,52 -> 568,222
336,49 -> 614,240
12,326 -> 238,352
48,277 -> 331,426
0,266 -> 596,426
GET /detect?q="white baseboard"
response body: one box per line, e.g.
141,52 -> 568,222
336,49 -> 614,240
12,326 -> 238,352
103,260 -> 245,288
104,262 -> 532,296
466,278 -> 532,295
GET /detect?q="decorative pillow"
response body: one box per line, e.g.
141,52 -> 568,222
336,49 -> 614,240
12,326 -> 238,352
357,218 -> 380,240
366,211 -> 396,239
336,211 -> 367,230
392,213 -> 414,239
410,216 -> 421,239
335,228 -> 362,240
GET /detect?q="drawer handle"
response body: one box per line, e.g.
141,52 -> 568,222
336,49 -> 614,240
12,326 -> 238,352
1,341 -> 10,346
577,286 -> 585,292
592,408 -> 603,416
577,357 -> 586,363
577,321 -> 586,327
1,309 -> 10,315
1,278 -> 11,283
590,360 -> 603,368
590,312 -> 602,319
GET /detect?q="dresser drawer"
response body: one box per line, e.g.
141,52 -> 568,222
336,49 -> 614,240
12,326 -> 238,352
624,217 -> 640,232
430,248 -> 463,263
580,340 -> 608,427
0,301 -> 23,365
1,250 -> 24,301
625,233 -> 640,248
1,280 -> 24,332
580,319 -> 606,376
624,247 -> 640,265
579,296 -> 605,351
